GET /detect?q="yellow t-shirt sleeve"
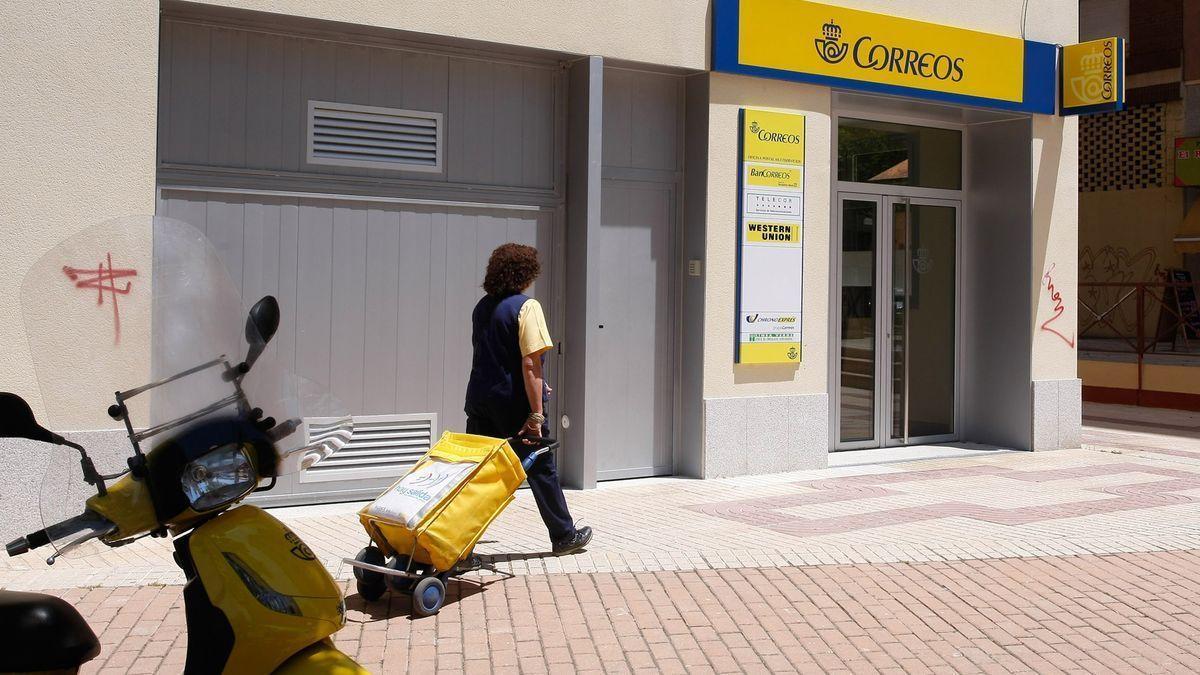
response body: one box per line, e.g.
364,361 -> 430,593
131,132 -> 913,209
518,299 -> 554,358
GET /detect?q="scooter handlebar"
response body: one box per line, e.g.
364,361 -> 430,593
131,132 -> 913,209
6,529 -> 49,557
5,512 -> 112,558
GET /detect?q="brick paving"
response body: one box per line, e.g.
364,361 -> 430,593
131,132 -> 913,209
68,550 -> 1200,674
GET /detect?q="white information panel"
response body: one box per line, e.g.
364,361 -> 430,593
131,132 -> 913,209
736,108 -> 805,364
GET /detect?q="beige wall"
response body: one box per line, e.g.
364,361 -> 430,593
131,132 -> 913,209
703,73 -> 832,399
802,0 -> 1075,43
0,2 -> 159,428
191,0 -> 712,69
1031,115 -> 1081,382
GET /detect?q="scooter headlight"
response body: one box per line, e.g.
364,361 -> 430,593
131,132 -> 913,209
181,443 -> 258,512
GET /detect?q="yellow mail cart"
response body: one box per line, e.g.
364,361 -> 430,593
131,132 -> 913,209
344,431 -> 556,616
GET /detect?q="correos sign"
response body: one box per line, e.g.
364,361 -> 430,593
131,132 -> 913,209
713,0 -> 1057,115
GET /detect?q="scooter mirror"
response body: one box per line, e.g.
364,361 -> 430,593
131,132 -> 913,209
0,392 -> 58,444
243,295 -> 280,371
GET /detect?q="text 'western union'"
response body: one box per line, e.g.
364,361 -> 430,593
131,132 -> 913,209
746,222 -> 798,243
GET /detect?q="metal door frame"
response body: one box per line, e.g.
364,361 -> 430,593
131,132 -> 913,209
832,192 -> 962,450
880,195 -> 962,447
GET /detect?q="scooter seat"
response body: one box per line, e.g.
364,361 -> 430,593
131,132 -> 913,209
0,590 -> 100,672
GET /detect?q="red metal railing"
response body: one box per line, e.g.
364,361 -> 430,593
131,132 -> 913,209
1079,280 -> 1199,402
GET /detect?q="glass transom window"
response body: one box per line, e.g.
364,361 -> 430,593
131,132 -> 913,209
838,118 -> 962,190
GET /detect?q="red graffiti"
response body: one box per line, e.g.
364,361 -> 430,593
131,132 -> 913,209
63,253 -> 137,344
1040,263 -> 1075,348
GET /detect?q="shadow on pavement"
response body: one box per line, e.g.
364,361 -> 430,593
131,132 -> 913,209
346,575 -> 495,621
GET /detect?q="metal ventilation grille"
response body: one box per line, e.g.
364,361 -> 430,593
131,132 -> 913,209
299,413 -> 437,484
307,100 -> 443,172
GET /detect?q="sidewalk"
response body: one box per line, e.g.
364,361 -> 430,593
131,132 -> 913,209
4,403 -> 1199,590
4,402 -> 1200,673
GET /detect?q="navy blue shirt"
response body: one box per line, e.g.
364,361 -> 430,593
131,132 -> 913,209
464,293 -> 548,427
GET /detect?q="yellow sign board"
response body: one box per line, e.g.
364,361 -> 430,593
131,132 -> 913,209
739,342 -> 802,363
745,221 -> 801,245
742,109 -> 806,164
737,0 -> 1025,103
737,108 -> 805,365
1061,37 -> 1125,115
745,163 -> 802,189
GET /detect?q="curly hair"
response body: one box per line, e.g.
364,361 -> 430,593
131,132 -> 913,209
483,243 -> 541,296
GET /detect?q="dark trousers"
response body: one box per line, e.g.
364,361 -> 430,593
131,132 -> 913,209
465,414 -> 575,543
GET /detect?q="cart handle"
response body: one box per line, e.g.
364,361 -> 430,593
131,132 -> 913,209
510,436 -> 559,471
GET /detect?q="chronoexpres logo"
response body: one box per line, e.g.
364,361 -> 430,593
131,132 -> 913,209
813,19 -> 965,83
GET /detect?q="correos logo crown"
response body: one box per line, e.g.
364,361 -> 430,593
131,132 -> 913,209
813,19 -> 965,83
1070,42 -> 1114,102
814,20 -> 849,63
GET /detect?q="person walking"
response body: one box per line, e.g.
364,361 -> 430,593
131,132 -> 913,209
464,243 -> 593,555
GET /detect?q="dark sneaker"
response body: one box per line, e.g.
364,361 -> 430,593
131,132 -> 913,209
552,526 -> 593,556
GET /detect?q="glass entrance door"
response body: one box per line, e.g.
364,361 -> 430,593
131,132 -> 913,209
836,194 -> 959,448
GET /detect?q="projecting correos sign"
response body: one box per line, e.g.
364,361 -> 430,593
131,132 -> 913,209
1061,37 -> 1125,115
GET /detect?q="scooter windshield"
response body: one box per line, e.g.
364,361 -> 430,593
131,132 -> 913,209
19,216 -> 351,552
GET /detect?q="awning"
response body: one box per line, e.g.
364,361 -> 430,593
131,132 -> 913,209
1176,200 -> 1200,254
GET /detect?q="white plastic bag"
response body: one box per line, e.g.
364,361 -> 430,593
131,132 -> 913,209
366,458 -> 477,528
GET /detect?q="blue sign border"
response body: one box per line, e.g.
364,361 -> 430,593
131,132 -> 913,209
734,108 -> 745,363
712,0 -> 1058,115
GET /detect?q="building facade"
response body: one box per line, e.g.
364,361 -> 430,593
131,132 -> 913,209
0,0 -> 1081,531
1077,0 -> 1200,410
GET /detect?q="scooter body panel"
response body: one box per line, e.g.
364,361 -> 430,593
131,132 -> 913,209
85,472 -> 158,540
275,639 -> 371,675
182,505 -> 353,674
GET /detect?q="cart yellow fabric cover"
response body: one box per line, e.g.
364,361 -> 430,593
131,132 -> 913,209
358,432 -> 526,572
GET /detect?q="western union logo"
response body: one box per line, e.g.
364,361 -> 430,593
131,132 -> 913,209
746,164 -> 801,188
745,221 -> 800,245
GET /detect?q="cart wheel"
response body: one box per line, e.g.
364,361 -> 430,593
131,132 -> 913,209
357,579 -> 387,602
412,577 -> 446,617
387,556 -> 419,594
353,546 -> 386,586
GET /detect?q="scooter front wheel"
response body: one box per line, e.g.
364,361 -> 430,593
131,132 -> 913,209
411,577 -> 445,617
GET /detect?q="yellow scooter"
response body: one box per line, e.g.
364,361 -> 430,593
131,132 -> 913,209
2,216 -> 368,674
